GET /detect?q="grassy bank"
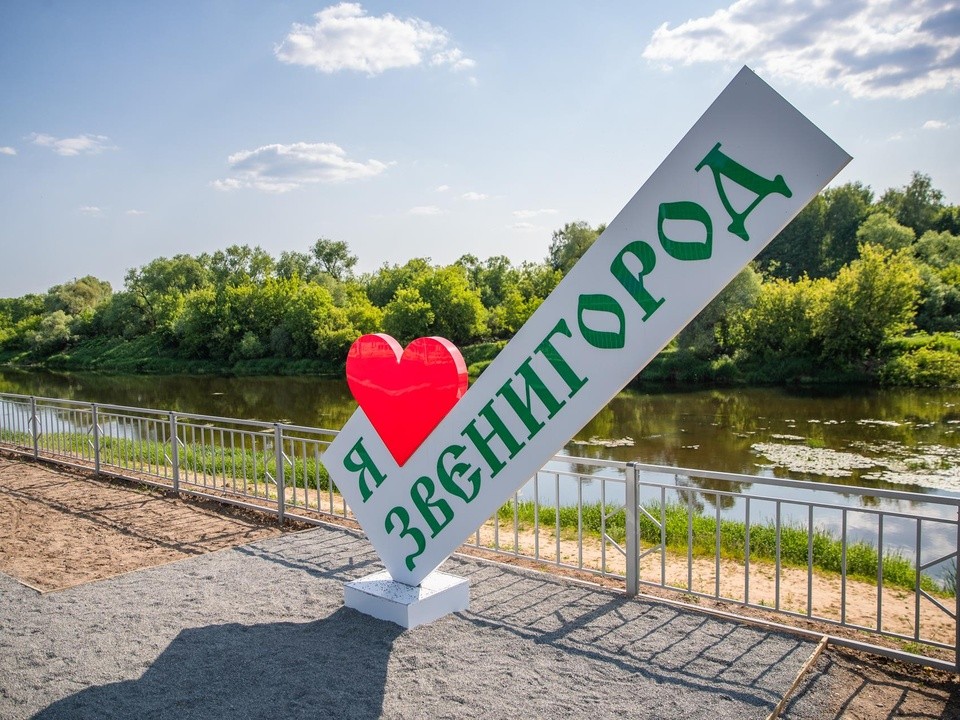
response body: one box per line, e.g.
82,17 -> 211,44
6,329 -> 958,388
0,429 -> 332,492
2,335 -> 508,380
499,499 -> 954,597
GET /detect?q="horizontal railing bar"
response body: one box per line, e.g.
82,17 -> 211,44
552,454 -> 631,470
11,395 -> 337,435
635,462 -> 960,507
632,487 -> 957,524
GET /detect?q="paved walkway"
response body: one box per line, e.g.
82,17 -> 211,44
0,524 -> 953,719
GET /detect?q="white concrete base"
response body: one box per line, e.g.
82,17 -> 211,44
343,570 -> 470,629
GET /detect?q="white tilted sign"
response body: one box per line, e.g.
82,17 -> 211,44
328,66 -> 851,588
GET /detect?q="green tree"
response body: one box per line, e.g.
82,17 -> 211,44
821,182 -> 873,274
855,212 -> 915,251
933,205 -> 960,235
174,287 -> 230,359
276,251 -> 317,281
0,295 -> 44,351
412,266 -> 487,344
817,244 -> 921,367
44,276 -> 112,316
0,295 -> 44,324
311,238 -> 358,281
757,195 -> 826,280
94,291 -> 145,338
30,310 -> 73,353
456,254 -> 516,308
125,254 -> 209,334
879,172 -> 945,237
206,245 -> 275,287
382,287 -> 434,343
731,275 -> 828,363
914,230 -> 960,269
677,266 -> 761,358
339,282 -> 383,335
516,261 -> 561,301
914,264 -> 960,333
365,258 -> 431,307
547,221 -> 606,274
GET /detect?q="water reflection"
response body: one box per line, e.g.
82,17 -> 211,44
2,369 -> 959,493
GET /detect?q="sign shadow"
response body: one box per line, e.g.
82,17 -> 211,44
33,607 -> 402,720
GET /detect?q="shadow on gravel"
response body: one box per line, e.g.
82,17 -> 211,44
32,607 -> 402,720
455,562 -> 815,715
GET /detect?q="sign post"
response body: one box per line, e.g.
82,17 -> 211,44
330,67 -> 851,627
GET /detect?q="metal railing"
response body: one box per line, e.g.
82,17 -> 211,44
1,391 -> 958,671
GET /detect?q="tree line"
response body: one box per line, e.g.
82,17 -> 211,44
1,172 -> 958,386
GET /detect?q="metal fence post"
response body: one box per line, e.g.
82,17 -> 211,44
169,412 -> 180,494
274,424 -> 285,525
29,396 -> 39,459
625,462 -> 639,597
91,404 -> 101,476
955,506 -> 960,672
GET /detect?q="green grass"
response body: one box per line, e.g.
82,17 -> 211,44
0,428 -> 331,492
498,499 -> 952,597
13,335 -> 345,376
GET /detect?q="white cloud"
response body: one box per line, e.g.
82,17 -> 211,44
275,3 -> 475,76
213,141 -> 389,193
435,184 -> 451,193
511,222 -> 538,231
0,146 -> 15,156
923,119 -> 949,129
461,191 -> 487,201
513,208 -> 557,219
79,206 -> 104,217
643,0 -> 960,99
30,133 -> 115,156
409,205 -> 443,216
125,209 -> 146,216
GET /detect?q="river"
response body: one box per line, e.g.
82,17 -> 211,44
1,367 -> 958,492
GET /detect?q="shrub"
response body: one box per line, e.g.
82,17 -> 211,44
881,346 -> 960,387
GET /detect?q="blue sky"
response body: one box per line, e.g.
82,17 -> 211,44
1,1 -> 958,297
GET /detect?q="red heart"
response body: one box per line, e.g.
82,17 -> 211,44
346,334 -> 469,467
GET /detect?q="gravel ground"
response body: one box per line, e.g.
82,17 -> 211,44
1,524 -> 829,720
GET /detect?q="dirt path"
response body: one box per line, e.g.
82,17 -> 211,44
0,454 -> 283,591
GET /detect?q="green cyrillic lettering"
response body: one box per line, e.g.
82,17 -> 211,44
461,400 -> 525,478
577,294 -> 626,350
695,142 -> 792,241
384,506 -> 426,571
410,476 -> 454,538
610,241 -> 665,321
437,444 -> 481,504
534,319 -> 589,398
658,201 -> 713,261
495,358 -> 566,441
343,436 -> 387,503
